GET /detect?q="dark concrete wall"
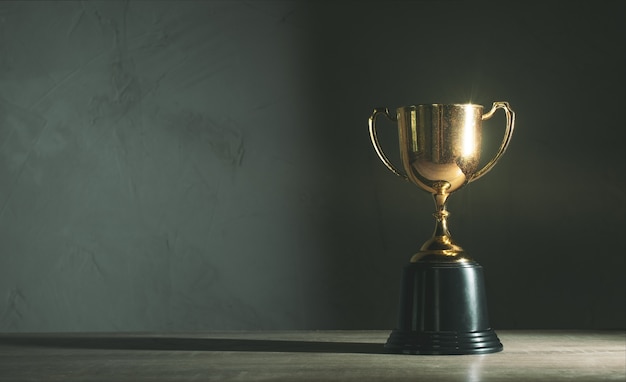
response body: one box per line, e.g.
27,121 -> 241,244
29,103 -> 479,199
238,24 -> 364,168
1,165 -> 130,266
0,1 -> 623,332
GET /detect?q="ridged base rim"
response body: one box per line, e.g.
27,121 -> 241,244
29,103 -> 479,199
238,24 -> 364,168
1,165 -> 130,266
385,329 -> 503,355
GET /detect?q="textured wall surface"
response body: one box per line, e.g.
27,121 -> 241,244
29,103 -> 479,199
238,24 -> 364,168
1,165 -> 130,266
0,1 -> 624,332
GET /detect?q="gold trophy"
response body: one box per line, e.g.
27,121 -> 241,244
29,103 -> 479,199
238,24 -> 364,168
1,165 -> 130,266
369,102 -> 515,354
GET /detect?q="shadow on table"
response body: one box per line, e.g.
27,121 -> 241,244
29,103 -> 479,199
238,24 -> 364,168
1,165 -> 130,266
0,335 -> 388,355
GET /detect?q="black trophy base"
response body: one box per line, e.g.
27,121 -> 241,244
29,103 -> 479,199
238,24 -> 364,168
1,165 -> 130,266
385,259 -> 503,355
385,328 -> 503,355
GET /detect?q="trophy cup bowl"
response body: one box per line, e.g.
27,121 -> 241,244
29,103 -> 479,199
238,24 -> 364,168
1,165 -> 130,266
369,102 -> 515,354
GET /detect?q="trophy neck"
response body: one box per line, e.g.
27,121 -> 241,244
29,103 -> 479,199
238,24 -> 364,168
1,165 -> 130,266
410,191 -> 474,264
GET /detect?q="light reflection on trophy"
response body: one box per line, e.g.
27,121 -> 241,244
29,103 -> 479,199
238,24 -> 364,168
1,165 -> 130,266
369,102 -> 515,354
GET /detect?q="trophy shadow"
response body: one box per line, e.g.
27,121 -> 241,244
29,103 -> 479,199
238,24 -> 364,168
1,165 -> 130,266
0,335 -> 388,355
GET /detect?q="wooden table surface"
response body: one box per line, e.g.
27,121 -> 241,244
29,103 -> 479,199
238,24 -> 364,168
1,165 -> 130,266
0,330 -> 624,381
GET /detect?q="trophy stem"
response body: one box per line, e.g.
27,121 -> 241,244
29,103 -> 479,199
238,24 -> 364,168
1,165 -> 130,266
432,192 -> 452,238
410,183 -> 468,263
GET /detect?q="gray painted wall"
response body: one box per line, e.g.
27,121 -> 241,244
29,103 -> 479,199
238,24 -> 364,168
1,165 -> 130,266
0,1 -> 623,332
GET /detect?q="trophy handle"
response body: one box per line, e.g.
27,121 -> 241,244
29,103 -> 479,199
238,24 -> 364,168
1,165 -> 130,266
470,101 -> 516,182
368,108 -> 408,180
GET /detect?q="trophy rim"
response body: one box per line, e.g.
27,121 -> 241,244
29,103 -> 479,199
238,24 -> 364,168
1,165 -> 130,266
397,103 -> 484,110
